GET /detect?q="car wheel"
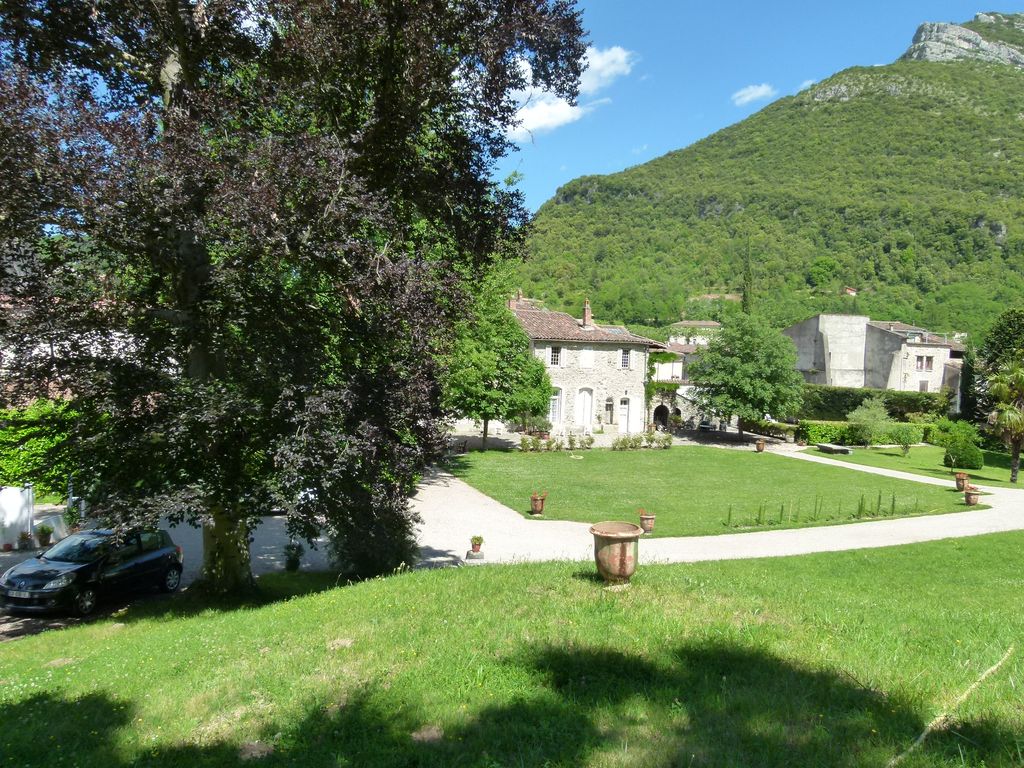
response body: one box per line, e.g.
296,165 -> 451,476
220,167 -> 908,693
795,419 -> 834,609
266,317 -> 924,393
74,587 -> 98,616
161,566 -> 182,593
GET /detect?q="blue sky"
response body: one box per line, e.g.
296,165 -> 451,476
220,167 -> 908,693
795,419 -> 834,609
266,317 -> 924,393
498,1 -> 1024,212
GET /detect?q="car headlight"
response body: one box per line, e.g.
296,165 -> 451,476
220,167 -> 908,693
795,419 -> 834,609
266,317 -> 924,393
0,567 -> 14,586
43,574 -> 74,590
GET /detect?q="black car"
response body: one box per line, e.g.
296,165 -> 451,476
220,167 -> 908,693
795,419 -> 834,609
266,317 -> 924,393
0,529 -> 183,616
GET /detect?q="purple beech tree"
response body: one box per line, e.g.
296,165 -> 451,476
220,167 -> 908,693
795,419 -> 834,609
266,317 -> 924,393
0,1 -> 585,590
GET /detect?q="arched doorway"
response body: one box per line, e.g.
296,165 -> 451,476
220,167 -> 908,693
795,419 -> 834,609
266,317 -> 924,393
653,404 -> 669,428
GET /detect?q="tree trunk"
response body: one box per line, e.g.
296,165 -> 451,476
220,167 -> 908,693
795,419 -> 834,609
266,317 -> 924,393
1012,444 -> 1021,484
201,505 -> 254,593
481,418 -> 489,450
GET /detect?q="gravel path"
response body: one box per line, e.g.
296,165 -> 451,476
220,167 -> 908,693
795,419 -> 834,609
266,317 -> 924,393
412,450 -> 1024,565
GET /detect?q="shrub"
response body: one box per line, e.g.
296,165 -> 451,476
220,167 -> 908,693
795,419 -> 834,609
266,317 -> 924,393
544,438 -> 556,452
846,395 -> 891,447
941,421 -> 985,470
581,435 -> 595,449
0,400 -> 78,496
888,423 -> 918,456
519,435 -> 530,452
798,384 -> 949,421
566,433 -> 577,451
610,436 -> 627,451
797,421 -> 851,444
628,433 -> 645,450
643,430 -> 658,448
656,432 -> 673,449
529,436 -> 542,452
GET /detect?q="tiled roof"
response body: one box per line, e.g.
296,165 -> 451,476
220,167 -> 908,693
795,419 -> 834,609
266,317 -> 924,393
868,321 -> 964,351
669,320 -> 720,329
513,307 -> 662,347
666,342 -> 699,355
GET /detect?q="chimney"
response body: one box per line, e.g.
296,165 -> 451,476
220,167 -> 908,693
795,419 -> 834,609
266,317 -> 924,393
583,298 -> 593,328
508,288 -> 523,310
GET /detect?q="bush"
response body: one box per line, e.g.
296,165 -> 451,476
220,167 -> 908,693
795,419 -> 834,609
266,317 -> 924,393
888,423 -> 918,456
846,396 -> 891,447
581,435 -> 595,450
941,421 -> 985,470
0,400 -> 77,496
797,421 -> 851,444
656,432 -> 673,449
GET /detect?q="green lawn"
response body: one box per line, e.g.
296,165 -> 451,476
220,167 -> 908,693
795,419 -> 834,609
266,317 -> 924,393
810,444 -> 1022,489
451,447 -> 977,536
2,534 -> 1023,767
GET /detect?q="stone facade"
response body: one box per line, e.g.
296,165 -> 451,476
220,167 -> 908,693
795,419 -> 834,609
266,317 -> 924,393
511,297 -> 659,435
783,314 -> 964,410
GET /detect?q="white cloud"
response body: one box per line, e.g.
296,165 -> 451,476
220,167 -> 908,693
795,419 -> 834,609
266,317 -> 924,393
579,46 -> 635,95
630,144 -> 648,155
509,45 -> 634,142
731,83 -> 778,107
799,79 -> 816,91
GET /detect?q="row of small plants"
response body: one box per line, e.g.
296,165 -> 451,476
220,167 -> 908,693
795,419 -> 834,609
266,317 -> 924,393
519,433 -> 596,452
611,432 -> 673,450
722,491 -> 930,530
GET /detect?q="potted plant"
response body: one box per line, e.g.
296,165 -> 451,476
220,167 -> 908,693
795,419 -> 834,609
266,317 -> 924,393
638,508 -> 656,534
954,471 -> 969,491
17,531 -> 32,550
470,535 -> 484,553
283,541 -> 304,572
2,542 -> 12,552
964,488 -> 981,506
36,524 -> 54,548
755,437 -> 766,453
529,491 -> 547,515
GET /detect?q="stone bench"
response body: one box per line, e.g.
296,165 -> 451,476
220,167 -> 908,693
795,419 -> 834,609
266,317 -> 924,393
816,442 -> 852,455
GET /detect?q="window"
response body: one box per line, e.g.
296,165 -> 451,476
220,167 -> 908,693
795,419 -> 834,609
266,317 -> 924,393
620,349 -> 630,369
916,355 -> 934,372
580,347 -> 594,368
915,355 -> 925,371
140,532 -> 162,552
549,346 -> 561,367
548,389 -> 562,423
925,356 -> 934,371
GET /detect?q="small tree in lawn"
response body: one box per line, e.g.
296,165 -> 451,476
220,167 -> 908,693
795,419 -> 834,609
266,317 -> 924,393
444,274 -> 551,449
688,314 -> 804,428
987,361 -> 1024,483
846,395 -> 891,447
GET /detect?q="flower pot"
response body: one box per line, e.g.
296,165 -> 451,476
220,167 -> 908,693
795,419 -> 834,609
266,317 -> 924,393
36,533 -> 52,548
471,543 -> 481,553
589,521 -> 644,584
638,513 -> 656,534
755,438 -> 766,453
954,472 -> 969,492
964,489 -> 981,506
284,558 -> 301,572
1,543 -> 11,552
530,495 -> 546,515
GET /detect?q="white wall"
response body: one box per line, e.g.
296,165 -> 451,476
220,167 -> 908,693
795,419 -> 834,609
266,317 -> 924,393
0,486 -> 32,547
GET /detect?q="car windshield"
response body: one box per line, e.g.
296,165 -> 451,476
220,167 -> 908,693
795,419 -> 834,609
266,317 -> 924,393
42,534 -> 110,564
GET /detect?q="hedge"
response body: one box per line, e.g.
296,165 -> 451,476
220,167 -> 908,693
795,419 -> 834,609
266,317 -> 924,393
739,419 -> 798,439
797,420 -> 926,446
797,384 -> 951,421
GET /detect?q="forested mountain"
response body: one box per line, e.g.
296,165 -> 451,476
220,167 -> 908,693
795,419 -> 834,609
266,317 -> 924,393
522,12 -> 1024,338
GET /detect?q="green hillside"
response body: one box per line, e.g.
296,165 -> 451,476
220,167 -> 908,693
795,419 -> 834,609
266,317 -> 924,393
523,14 -> 1024,337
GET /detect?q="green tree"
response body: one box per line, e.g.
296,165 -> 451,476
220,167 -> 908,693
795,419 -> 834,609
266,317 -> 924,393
846,395 -> 891,447
444,276 -> 551,449
688,315 -> 804,425
0,0 -> 584,590
982,307 -> 1024,371
959,343 -> 979,420
987,361 -> 1024,483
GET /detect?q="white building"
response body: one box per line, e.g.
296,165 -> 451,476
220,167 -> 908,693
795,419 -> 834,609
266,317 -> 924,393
783,314 -> 963,407
511,296 -> 661,435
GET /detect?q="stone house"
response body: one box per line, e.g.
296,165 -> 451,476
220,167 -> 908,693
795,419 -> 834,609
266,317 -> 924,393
783,313 -> 964,409
650,321 -> 720,428
510,296 -> 661,435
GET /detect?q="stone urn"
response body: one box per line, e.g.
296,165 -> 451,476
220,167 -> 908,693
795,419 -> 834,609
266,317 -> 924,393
954,472 -> 969,492
964,488 -> 981,506
638,510 -> 656,534
755,438 -> 766,453
530,492 -> 547,515
589,521 -> 644,584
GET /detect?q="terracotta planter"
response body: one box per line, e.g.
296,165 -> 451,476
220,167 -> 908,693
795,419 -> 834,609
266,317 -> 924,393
530,495 -> 546,515
964,488 -> 981,506
954,472 -> 969,492
471,543 -> 481,553
755,438 -> 766,453
589,521 -> 644,584
1,543 -> 11,552
638,512 -> 656,534
36,533 -> 52,548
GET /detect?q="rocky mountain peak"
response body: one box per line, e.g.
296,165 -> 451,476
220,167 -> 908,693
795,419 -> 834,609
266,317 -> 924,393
902,12 -> 1024,69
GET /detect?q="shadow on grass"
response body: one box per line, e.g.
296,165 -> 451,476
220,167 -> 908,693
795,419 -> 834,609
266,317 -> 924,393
8,642 -> 1016,768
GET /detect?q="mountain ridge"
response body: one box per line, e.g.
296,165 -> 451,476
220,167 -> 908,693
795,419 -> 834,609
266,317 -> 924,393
521,12 -> 1024,339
